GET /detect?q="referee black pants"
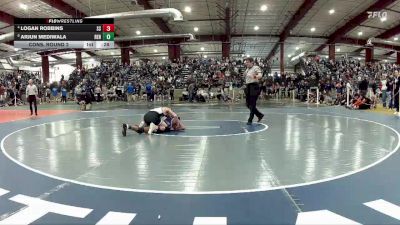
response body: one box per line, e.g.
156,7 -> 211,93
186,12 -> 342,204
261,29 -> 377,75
28,95 -> 37,115
245,83 -> 263,123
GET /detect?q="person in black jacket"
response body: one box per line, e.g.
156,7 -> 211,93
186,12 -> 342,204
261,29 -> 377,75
359,76 -> 369,97
387,77 -> 394,109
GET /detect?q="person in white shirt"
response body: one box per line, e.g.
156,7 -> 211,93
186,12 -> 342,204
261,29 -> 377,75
25,79 -> 38,116
244,57 -> 264,125
94,85 -> 102,102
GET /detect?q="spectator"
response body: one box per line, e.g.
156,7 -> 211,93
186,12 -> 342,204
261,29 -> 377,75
95,85 -> 102,102
0,83 -> 5,106
381,75 -> 388,108
51,86 -> 58,102
170,85 -> 175,101
359,76 -> 369,97
126,83 -> 135,102
61,87 -> 67,103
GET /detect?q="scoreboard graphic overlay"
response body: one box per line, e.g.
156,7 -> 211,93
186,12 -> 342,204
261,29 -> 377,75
14,18 -> 114,49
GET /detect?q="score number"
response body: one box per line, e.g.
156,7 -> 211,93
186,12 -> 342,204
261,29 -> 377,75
103,24 -> 114,32
102,32 -> 114,41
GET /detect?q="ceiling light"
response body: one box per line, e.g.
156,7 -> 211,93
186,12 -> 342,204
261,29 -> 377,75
241,54 -> 245,57
136,30 -> 141,35
203,55 -> 207,58
19,3 -> 28,10
358,31 -> 363,36
310,27 -> 316,32
381,17 -> 387,22
153,49 -> 158,53
394,37 -> 398,41
89,58 -> 95,62
329,9 -> 335,15
246,54 -> 250,58
200,47 -> 205,51
295,47 -> 299,50
254,25 -> 260,31
288,54 -> 292,58
162,57 -> 166,59
184,6 -> 192,13
358,57 -> 361,60
325,56 -> 329,58
384,59 -> 388,62
111,52 -> 114,55
194,27 -> 199,32
336,48 -> 340,52
260,5 -> 268,11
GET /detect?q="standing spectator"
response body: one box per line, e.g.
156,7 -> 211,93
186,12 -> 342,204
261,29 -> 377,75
137,84 -> 142,99
61,87 -> 67,103
126,83 -> 134,102
394,71 -> 399,116
102,85 -> 108,102
188,83 -> 195,102
387,76 -> 394,109
95,85 -> 102,102
26,79 -> 38,116
170,85 -> 175,101
359,76 -> 369,97
15,80 -> 20,94
146,82 -> 152,102
51,86 -> 58,102
0,83 -> 5,106
74,85 -> 81,102
45,87 -> 51,103
381,75 -> 388,108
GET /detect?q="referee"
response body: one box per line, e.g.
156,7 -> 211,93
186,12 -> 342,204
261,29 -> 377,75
244,57 -> 264,125
26,79 -> 38,116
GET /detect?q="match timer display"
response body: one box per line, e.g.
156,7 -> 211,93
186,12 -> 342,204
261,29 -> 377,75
14,18 -> 115,49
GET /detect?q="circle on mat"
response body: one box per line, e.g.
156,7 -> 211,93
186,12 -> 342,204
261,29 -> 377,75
1,113 -> 399,194
155,120 -> 267,137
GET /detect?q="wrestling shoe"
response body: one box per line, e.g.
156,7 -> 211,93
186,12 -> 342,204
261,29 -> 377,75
148,122 -> 157,135
257,114 -> 264,122
139,121 -> 145,128
122,124 -> 127,136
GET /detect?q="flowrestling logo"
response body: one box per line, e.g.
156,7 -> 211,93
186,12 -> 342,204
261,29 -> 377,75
367,11 -> 388,19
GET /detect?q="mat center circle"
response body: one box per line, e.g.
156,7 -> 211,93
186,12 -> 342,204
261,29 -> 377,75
1,113 -> 399,194
155,120 -> 267,137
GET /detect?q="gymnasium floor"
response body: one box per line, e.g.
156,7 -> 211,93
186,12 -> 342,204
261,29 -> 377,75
0,102 -> 400,224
